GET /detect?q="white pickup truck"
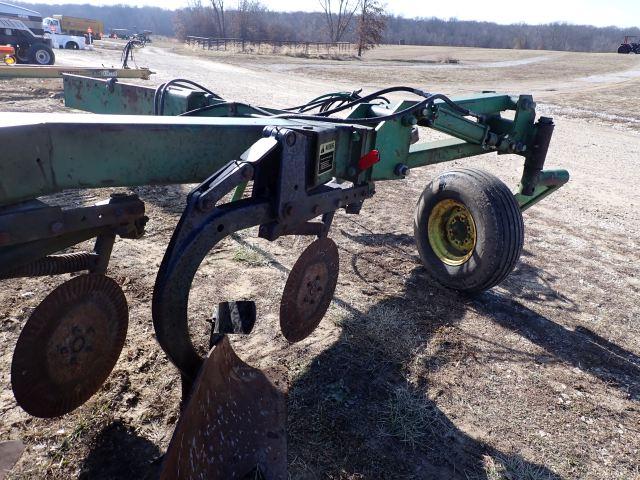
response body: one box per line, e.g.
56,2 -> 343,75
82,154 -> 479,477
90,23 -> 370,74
42,17 -> 86,50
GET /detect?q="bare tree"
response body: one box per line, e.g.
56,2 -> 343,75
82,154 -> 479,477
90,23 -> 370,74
318,0 -> 359,42
235,0 -> 267,41
211,0 -> 226,37
356,0 -> 385,56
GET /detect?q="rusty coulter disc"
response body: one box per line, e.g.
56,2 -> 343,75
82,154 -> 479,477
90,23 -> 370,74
11,274 -> 128,418
280,238 -> 339,343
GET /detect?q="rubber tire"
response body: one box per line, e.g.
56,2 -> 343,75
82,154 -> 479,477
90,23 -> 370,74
15,45 -> 31,64
65,42 -> 79,50
413,168 -> 524,293
618,44 -> 632,54
27,43 -> 55,65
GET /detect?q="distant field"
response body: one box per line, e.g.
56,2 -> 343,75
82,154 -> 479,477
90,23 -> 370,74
1,42 -> 639,480
149,39 -> 640,128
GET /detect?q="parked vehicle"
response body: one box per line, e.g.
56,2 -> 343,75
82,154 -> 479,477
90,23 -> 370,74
46,31 -> 86,50
42,18 -> 86,49
43,15 -> 103,40
110,28 -> 130,40
617,36 -> 640,54
0,2 -> 55,65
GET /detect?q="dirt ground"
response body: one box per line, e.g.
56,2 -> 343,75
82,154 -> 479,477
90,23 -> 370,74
1,41 -> 639,480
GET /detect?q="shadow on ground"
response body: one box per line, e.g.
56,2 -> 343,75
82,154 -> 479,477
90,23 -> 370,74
476,294 -> 640,402
287,266 -> 563,479
288,234 -> 640,478
79,421 -> 161,480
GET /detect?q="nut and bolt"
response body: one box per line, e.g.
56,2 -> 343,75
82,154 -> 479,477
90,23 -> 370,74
509,142 -> 527,153
285,131 -> 297,146
241,165 -> 253,180
394,163 -> 410,177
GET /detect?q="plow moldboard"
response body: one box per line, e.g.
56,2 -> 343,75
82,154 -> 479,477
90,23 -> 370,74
160,337 -> 287,479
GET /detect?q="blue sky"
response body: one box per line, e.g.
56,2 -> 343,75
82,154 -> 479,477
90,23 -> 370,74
24,0 -> 640,27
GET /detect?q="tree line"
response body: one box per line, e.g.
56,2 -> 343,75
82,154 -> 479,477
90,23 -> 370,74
14,1 -> 639,53
385,16 -> 640,52
175,0 -> 385,55
14,2 -> 174,36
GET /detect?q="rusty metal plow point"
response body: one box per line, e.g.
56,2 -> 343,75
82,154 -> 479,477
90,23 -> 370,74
160,337 -> 287,480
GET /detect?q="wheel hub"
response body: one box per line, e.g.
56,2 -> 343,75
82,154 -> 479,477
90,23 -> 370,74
428,199 -> 477,266
35,50 -> 50,64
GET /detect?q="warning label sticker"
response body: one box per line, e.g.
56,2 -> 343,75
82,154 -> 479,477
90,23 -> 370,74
318,141 -> 336,175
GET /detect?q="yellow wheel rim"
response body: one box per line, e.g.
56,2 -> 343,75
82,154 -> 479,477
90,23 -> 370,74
427,199 -> 477,266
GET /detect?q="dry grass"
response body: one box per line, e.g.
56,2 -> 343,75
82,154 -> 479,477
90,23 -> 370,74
232,245 -> 268,267
378,385 -> 445,450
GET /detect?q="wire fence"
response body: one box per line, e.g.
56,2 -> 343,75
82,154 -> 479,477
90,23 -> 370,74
184,36 -> 353,55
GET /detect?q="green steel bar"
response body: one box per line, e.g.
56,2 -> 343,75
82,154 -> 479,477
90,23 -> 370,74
430,108 -> 490,145
407,139 -> 488,169
515,169 -> 570,211
435,93 -> 517,114
64,75 -> 211,116
0,113 -> 309,206
0,66 -> 152,80
370,101 -> 414,180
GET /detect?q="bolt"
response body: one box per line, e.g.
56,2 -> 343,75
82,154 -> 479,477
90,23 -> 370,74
394,163 -> 409,177
241,165 -> 253,180
285,131 -> 297,146
50,221 -> 64,235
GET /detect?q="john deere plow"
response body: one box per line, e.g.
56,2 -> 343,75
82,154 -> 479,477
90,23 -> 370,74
0,75 -> 568,478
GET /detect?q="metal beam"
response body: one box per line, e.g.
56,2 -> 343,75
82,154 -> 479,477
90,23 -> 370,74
407,138 -> 488,169
0,66 -> 153,79
0,113 -> 370,206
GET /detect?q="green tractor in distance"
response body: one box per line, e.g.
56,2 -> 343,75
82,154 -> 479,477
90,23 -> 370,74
618,35 -> 640,54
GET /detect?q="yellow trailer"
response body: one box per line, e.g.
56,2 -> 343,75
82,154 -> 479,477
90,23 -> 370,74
51,15 -> 104,39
